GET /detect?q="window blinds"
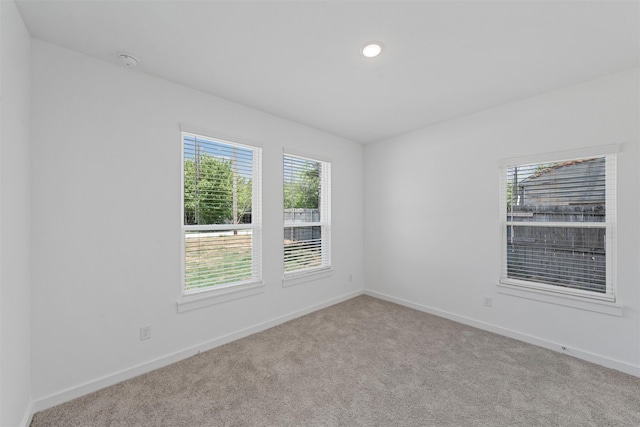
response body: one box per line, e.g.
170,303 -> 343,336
283,154 -> 331,274
183,133 -> 262,293
502,154 -> 615,300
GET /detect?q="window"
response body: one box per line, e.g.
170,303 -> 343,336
500,152 -> 616,301
182,132 -> 262,295
283,153 -> 331,278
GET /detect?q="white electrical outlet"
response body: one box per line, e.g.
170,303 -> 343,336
140,326 -> 151,341
483,297 -> 492,307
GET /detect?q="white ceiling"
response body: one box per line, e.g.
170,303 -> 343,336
16,0 -> 640,144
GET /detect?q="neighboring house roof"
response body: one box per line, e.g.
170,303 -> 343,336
520,158 -> 600,184
518,157 -> 605,206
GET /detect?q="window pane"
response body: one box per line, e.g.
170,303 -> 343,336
506,157 -> 605,223
284,226 -> 322,272
507,225 -> 606,293
185,229 -> 255,291
184,135 -> 253,226
283,153 -> 330,276
284,155 -> 321,222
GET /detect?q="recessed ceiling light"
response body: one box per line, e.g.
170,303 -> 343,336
361,42 -> 383,58
118,52 -> 139,68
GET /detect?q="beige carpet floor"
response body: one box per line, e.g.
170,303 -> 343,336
31,295 -> 640,426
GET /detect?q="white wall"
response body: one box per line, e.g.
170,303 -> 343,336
0,0 -> 32,425
364,69 -> 640,375
30,40 -> 364,408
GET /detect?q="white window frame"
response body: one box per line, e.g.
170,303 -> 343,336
283,151 -> 332,286
498,145 -> 618,307
178,128 -> 263,312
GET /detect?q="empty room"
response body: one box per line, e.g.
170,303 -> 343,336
2,0 -> 639,426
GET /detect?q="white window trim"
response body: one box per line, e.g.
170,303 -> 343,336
178,128 -> 263,312
177,280 -> 264,313
495,282 -> 623,316
498,144 -> 621,310
282,150 -> 332,286
282,267 -> 334,288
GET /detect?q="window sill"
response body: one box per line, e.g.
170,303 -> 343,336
496,281 -> 623,316
177,281 -> 264,313
283,267 -> 333,288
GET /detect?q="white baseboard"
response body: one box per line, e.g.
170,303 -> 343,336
33,289 -> 364,413
20,401 -> 34,427
364,289 -> 640,378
